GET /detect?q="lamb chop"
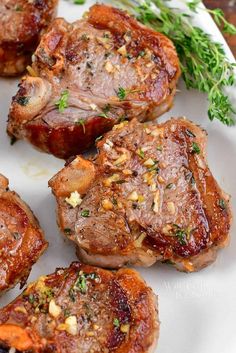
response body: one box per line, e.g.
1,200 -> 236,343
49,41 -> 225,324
49,118 -> 232,272
0,262 -> 159,353
0,0 -> 58,76
0,174 -> 47,293
7,4 -> 180,159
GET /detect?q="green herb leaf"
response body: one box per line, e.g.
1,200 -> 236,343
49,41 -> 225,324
137,148 -> 145,159
64,228 -> 72,235
10,137 -> 17,146
113,318 -> 120,327
81,209 -> 90,217
191,142 -> 201,154
115,179 -> 126,184
173,225 -> 188,245
117,87 -> 127,100
16,96 -> 29,106
95,135 -> 103,143
218,199 -> 226,210
76,119 -> 86,134
74,0 -> 86,4
55,90 -> 69,113
28,294 -> 35,304
75,274 -> 87,293
186,129 -> 196,138
187,0 -> 201,12
162,259 -> 174,265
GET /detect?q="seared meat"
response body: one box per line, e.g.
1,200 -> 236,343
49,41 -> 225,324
0,174 -> 47,293
0,0 -> 58,76
0,262 -> 159,353
7,4 -> 180,159
49,118 -> 232,272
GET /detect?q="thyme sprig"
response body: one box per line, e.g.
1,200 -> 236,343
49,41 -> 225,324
118,0 -> 236,125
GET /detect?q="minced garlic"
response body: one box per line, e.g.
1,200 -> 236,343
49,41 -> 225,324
153,190 -> 160,213
49,299 -> 62,318
134,233 -> 146,247
167,202 -> 176,215
114,153 -> 128,166
120,324 -> 130,333
65,191 -> 83,208
128,191 -> 139,201
105,61 -> 114,73
112,121 -> 129,130
102,199 -> 113,210
104,174 -> 120,187
90,103 -> 98,111
65,316 -> 78,336
157,175 -> 165,184
144,158 -> 155,167
14,306 -> 27,314
117,45 -> 127,57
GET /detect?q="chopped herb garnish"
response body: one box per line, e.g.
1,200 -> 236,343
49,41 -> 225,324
16,96 -> 29,106
55,90 -> 69,113
166,183 -> 174,190
191,142 -> 201,154
86,62 -> 93,69
64,228 -> 72,235
218,199 -> 226,210
64,309 -> 71,317
132,202 -> 140,209
103,104 -> 111,114
74,0 -> 86,4
117,87 -> 126,100
126,53 -> 133,60
81,209 -> 90,217
28,294 -> 35,304
15,5 -> 23,11
75,274 -> 87,294
113,318 -> 120,327
190,176 -> 196,186
12,232 -> 20,240
186,129 -> 196,138
175,228 -> 187,245
104,52 -> 111,59
111,197 -> 118,205
76,119 -> 86,134
156,145 -> 163,151
117,87 -> 140,100
95,135 -> 103,143
162,259 -> 174,265
148,161 -> 159,172
137,148 -> 145,159
118,115 -> 128,122
172,224 -> 188,245
99,112 -> 109,119
81,33 -> 89,41
69,289 -> 76,302
10,137 -> 17,146
138,50 -> 145,57
115,179 -> 126,184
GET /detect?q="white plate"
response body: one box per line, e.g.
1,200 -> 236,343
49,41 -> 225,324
0,1 -> 236,352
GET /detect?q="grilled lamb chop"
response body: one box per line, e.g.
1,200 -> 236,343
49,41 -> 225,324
0,262 -> 159,353
7,4 -> 180,159
0,174 -> 47,293
0,0 -> 58,76
49,118 -> 232,272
